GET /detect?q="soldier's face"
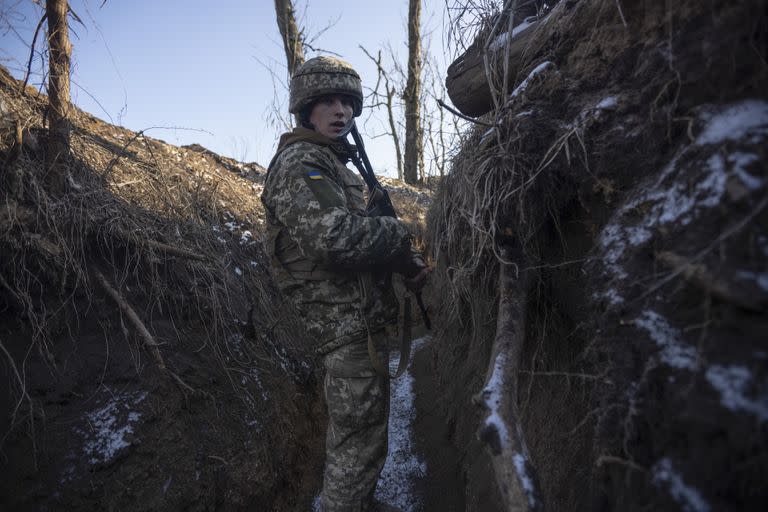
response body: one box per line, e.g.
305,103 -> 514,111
309,95 -> 354,139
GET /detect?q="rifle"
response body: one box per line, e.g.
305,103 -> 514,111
347,122 -> 431,330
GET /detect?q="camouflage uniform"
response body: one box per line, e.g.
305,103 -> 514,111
261,127 -> 412,511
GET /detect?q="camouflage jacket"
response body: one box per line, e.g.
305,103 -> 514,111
261,128 -> 412,355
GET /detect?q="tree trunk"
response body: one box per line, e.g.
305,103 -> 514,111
274,0 -> 305,126
45,0 -> 72,190
403,0 -> 423,185
274,0 -> 305,77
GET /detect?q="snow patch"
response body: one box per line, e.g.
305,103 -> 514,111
594,100 -> 768,288
649,152 -> 727,227
480,126 -> 497,144
735,270 -> 768,293
695,100 -> 768,146
481,352 -> 511,448
705,365 -> 768,422
79,391 -> 147,465
728,152 -> 763,190
597,223 -> 630,279
240,230 -> 254,245
757,235 -> 768,257
375,336 -> 429,511
597,287 -> 625,306
596,95 -> 618,110
509,61 -> 553,100
652,458 -> 711,512
513,452 -> 537,508
634,311 -> 699,370
488,18 -> 537,51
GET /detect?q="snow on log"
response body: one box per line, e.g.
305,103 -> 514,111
474,248 -> 543,511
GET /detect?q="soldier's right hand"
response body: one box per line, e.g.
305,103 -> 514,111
404,266 -> 430,293
396,252 -> 430,292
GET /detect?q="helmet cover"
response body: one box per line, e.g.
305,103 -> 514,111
289,56 -> 363,117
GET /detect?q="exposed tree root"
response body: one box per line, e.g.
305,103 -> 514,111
475,247 -> 543,511
139,238 -> 210,262
656,251 -> 767,312
94,269 -> 166,370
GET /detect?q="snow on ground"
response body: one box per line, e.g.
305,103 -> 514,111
77,390 -> 147,466
705,365 -> 768,422
695,100 -> 768,145
375,336 -> 429,511
634,310 -> 700,371
652,458 -> 711,512
631,311 -> 768,422
596,96 -> 618,110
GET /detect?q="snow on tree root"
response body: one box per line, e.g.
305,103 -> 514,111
475,251 -> 542,512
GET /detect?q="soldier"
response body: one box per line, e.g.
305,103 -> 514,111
260,56 -> 428,512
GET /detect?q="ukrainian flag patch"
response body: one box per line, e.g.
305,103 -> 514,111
307,170 -> 323,180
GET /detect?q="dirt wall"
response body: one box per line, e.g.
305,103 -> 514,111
0,67 -> 325,511
426,0 -> 767,510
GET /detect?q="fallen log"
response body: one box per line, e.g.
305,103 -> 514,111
445,1 -> 563,117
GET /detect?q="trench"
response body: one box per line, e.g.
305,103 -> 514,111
373,330 -> 501,512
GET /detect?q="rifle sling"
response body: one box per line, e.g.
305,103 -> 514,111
366,295 -> 412,379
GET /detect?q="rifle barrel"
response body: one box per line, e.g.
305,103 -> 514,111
350,124 -> 379,191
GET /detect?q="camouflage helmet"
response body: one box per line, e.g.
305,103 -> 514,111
289,56 -> 363,117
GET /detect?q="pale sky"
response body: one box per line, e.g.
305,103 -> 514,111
0,0 -> 453,176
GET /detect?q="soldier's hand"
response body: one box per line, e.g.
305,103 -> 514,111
404,266 -> 430,293
397,252 -> 430,293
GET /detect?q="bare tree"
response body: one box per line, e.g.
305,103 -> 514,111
403,0 -> 423,185
45,0 -> 72,189
361,46 -> 403,180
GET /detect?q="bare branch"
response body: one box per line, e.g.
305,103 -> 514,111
21,12 -> 47,91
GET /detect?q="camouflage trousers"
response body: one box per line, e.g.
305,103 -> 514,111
320,337 -> 389,512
